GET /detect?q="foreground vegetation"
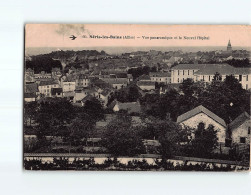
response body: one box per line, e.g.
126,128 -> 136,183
24,157 -> 249,171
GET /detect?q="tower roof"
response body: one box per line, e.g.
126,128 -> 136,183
228,40 -> 231,47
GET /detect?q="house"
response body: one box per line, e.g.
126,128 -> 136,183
24,93 -> 36,102
229,112 -> 250,145
25,83 -> 39,94
62,76 -> 76,100
108,100 -> 141,114
177,105 -> 227,143
149,72 -> 171,84
38,80 -> 60,97
76,74 -> 90,87
137,81 -> 155,91
51,68 -> 62,79
25,68 -> 35,83
34,71 -> 52,80
100,78 -> 128,89
51,88 -> 63,98
99,89 -> 112,107
81,94 -> 94,107
24,83 -> 39,101
74,87 -> 98,103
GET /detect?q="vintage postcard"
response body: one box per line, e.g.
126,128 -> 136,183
24,24 -> 251,171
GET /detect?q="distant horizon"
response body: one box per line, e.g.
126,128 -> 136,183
25,46 -> 251,56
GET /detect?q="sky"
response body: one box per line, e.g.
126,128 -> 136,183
25,24 -> 251,48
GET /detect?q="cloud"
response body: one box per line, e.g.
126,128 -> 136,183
55,24 -> 86,36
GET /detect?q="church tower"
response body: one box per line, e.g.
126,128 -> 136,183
227,39 -> 232,52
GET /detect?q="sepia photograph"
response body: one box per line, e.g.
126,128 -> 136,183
24,24 -> 251,171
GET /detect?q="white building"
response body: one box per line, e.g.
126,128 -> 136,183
171,63 -> 251,90
76,74 -> 90,87
177,105 -> 227,143
38,80 -> 60,97
229,112 -> 250,145
171,64 -> 201,83
149,72 -> 171,84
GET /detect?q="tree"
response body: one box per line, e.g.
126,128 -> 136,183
35,98 -> 75,138
198,75 -> 250,123
191,123 -> 218,157
101,114 -> 145,156
213,72 -> 222,81
128,85 -> 141,102
24,101 -> 38,126
139,117 -> 188,159
66,114 -> 95,146
153,119 -> 184,159
84,97 -> 105,121
180,78 -> 195,97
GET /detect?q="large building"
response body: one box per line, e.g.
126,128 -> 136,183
171,63 -> 251,90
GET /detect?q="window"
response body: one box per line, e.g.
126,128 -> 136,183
193,70 -> 194,74
203,76 -> 204,81
178,78 -> 179,83
178,70 -> 180,75
247,75 -> 248,81
188,70 -> 189,75
209,76 -> 210,81
183,70 -> 184,75
239,75 -> 242,81
248,127 -> 250,135
246,84 -> 248,90
240,137 -> 246,144
47,86 -> 49,88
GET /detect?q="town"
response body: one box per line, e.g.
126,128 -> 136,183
24,40 -> 251,171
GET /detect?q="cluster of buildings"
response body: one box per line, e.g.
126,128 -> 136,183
177,105 -> 250,152
24,67 -> 136,107
24,41 -> 250,153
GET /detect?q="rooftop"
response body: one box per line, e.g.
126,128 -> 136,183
177,105 -> 226,127
25,83 -> 38,93
24,93 -> 36,98
137,81 -> 155,86
149,72 -> 171,77
194,64 -> 251,75
109,100 -> 141,113
137,74 -> 151,81
51,88 -> 63,95
101,78 -> 128,85
229,112 -> 250,130
39,80 -> 58,86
